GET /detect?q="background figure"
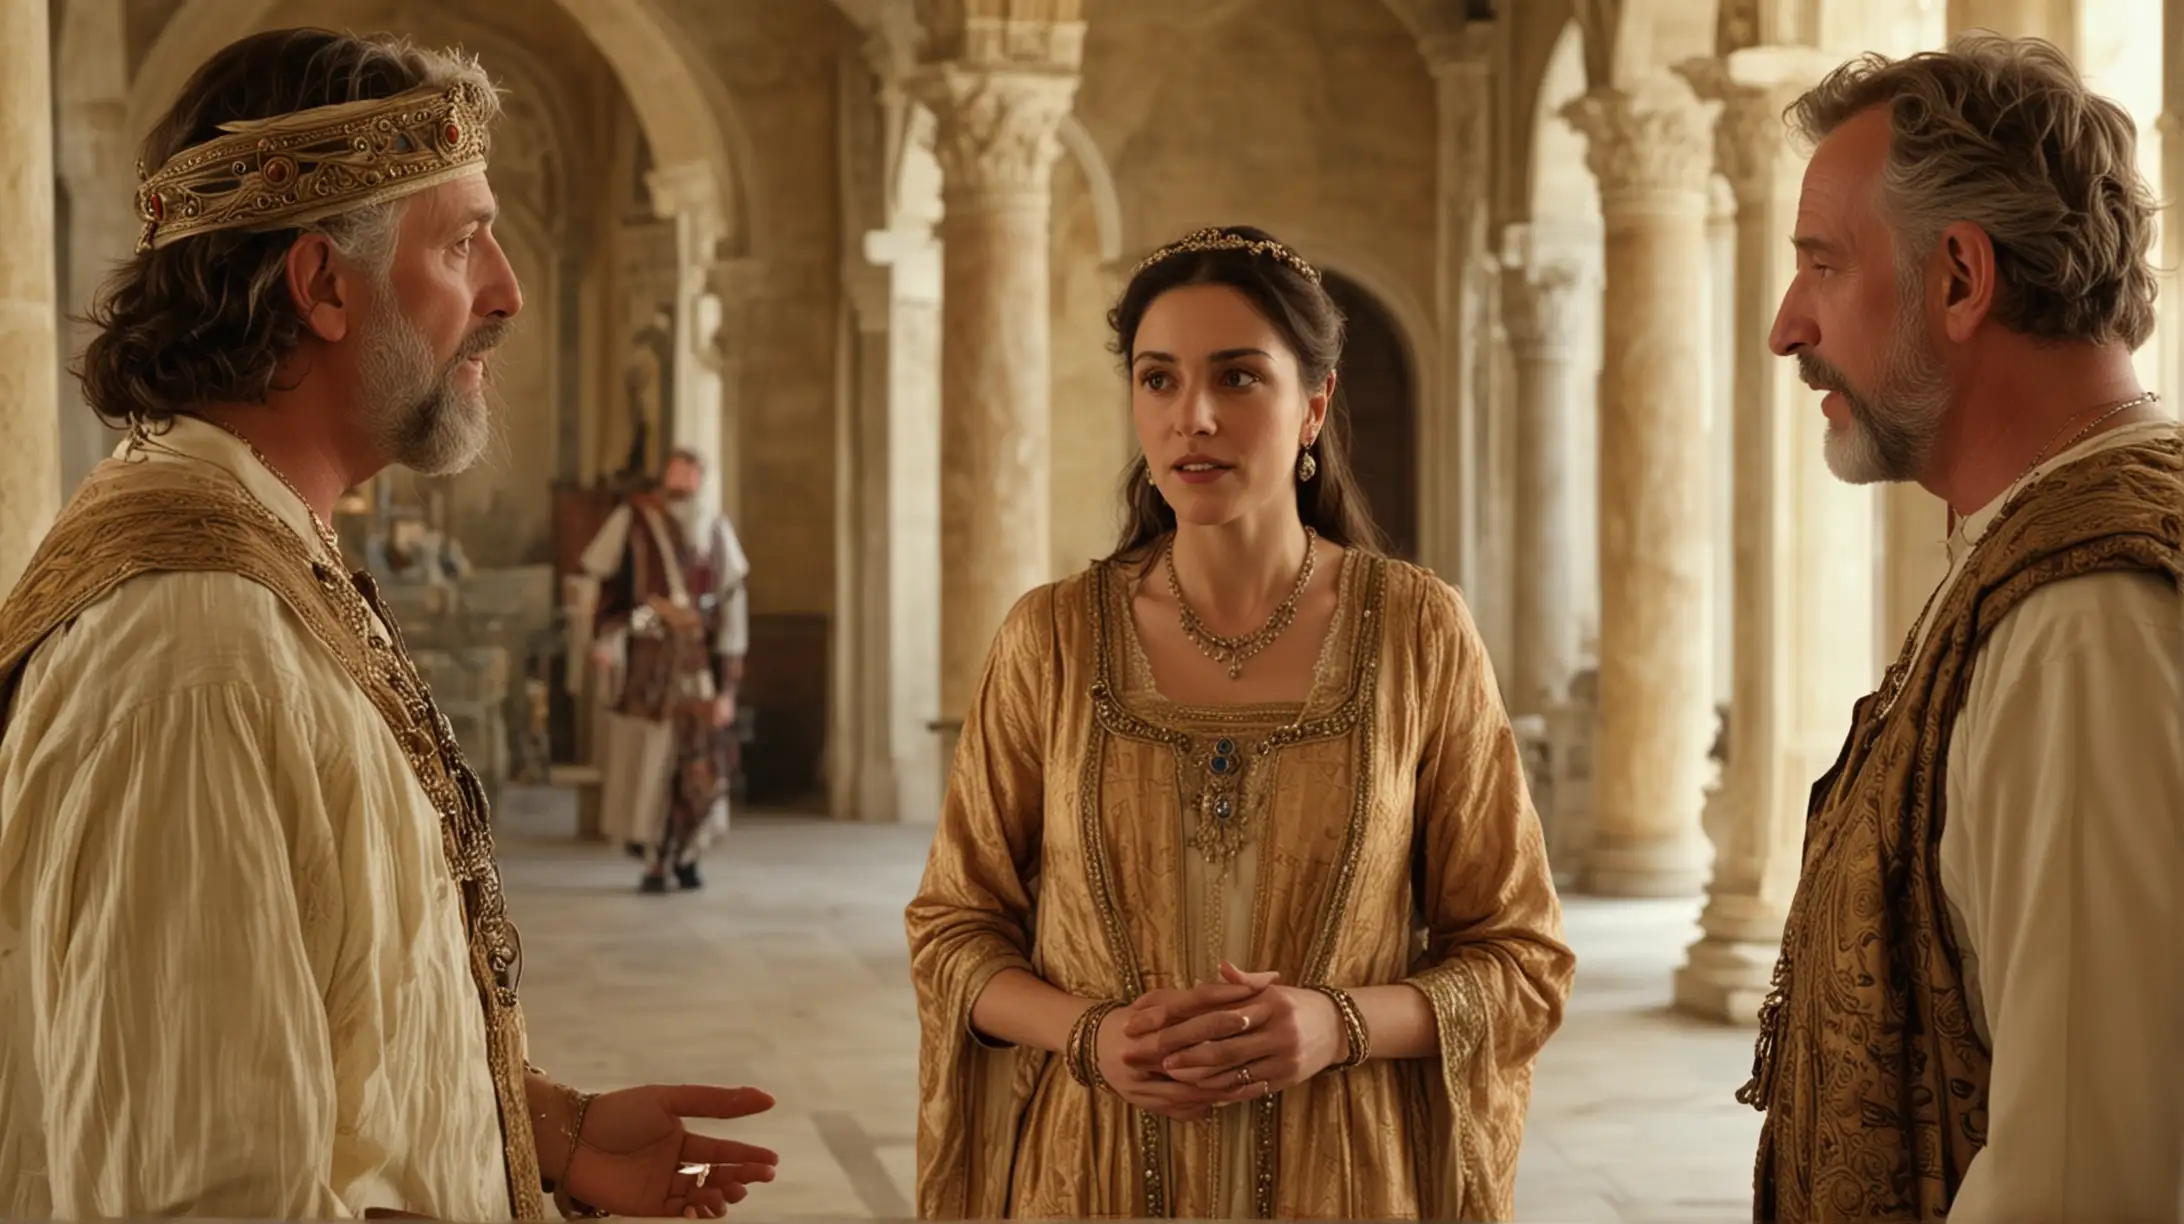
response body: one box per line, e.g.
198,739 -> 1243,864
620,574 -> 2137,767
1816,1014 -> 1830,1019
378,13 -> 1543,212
582,445 -> 749,893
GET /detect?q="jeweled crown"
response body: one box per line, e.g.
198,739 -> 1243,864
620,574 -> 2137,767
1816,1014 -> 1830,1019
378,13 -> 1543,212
135,81 -> 494,252
1131,227 -> 1322,285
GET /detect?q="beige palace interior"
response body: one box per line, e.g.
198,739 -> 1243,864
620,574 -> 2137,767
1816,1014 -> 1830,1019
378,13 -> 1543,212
1,0 -> 2178,1218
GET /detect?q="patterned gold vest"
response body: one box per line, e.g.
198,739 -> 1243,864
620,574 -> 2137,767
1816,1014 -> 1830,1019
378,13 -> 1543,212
1745,430 -> 2184,1220
0,453 -> 546,1220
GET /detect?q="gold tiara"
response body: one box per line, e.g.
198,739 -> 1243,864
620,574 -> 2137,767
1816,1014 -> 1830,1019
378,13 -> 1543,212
1132,227 -> 1322,284
135,81 -> 493,252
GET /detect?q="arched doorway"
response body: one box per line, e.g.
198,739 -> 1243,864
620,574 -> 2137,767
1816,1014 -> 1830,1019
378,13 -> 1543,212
1323,271 -> 1420,561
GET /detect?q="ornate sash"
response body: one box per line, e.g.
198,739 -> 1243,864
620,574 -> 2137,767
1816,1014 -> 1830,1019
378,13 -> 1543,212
0,454 -> 545,1220
1747,432 -> 2184,1220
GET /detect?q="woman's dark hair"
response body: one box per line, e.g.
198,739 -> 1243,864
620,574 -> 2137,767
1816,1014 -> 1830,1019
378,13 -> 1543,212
1105,224 -> 1387,563
77,28 -> 500,430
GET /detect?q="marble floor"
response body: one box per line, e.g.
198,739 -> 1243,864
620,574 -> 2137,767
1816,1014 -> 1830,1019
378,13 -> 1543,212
500,789 -> 1761,1223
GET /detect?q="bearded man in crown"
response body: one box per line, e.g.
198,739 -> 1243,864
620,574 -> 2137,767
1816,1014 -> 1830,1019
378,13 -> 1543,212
0,29 -> 777,1220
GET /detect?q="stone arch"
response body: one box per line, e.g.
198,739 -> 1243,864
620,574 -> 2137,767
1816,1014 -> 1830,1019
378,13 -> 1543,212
1575,0 -> 1720,88
1056,115 -> 1123,265
1322,270 -> 1421,561
1529,20 -> 1601,245
1273,236 -> 1434,562
1268,234 -> 1434,391
122,0 -> 759,256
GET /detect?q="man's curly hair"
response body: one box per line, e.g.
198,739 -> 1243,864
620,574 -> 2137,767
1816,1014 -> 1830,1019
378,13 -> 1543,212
78,28 -> 502,430
1786,32 -> 2160,349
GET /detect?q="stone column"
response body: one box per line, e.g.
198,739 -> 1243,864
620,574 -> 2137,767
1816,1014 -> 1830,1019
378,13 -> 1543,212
55,0 -> 132,497
1562,74 -> 1721,898
1708,178 -> 1738,714
1417,26 -> 1495,595
1674,49 -> 1877,1022
706,257 -> 765,528
866,222 -> 944,822
0,0 -> 61,599
1498,232 -> 1588,720
646,162 -> 730,515
914,41 -> 1081,721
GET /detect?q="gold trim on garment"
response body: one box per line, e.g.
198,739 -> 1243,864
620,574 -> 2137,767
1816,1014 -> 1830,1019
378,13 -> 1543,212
1081,553 -> 1390,1218
0,454 -> 546,1220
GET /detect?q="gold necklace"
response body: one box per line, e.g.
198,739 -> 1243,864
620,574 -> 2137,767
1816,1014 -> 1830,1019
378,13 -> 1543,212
1164,526 -> 1317,680
1873,389 -> 2159,720
182,415 -> 347,562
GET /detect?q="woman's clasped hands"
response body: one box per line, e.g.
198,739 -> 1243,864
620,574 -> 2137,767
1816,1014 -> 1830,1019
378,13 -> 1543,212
1091,962 -> 1349,1121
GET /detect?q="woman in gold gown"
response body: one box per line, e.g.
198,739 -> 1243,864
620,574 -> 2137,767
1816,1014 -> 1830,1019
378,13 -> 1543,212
906,224 -> 1574,1220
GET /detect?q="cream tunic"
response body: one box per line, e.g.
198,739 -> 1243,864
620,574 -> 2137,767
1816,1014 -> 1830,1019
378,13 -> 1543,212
1910,420 -> 2184,1222
0,418 -> 512,1219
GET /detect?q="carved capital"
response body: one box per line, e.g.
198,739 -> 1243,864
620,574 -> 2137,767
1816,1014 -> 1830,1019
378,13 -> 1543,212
1561,75 -> 1721,215
913,66 -> 1078,210
1502,259 -> 1588,356
1679,48 -> 1837,206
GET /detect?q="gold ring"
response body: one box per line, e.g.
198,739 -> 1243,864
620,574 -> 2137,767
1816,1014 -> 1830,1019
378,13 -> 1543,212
1236,1066 -> 1254,1087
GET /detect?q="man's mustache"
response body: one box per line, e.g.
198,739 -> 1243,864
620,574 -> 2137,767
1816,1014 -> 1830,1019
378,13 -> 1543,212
452,319 -> 514,366
1797,352 -> 1847,395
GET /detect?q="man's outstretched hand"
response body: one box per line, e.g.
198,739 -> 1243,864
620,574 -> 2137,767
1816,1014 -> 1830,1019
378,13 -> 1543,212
562,1084 -> 779,1219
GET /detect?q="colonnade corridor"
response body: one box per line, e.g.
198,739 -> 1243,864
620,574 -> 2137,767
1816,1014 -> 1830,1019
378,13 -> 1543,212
498,789 -> 1759,1223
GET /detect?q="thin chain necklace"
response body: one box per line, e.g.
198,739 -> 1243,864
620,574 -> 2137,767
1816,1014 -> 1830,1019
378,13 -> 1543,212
1164,526 -> 1317,680
180,414 -> 347,563
1875,389 -> 2158,719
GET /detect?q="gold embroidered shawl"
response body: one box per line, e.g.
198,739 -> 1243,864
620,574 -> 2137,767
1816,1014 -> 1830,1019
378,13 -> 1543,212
906,553 -> 1575,1219
0,454 -> 546,1220
1746,432 -> 2184,1220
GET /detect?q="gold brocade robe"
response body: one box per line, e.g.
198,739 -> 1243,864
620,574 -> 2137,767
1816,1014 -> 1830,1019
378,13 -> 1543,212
0,446 -> 545,1219
907,552 -> 1575,1220
1747,433 -> 2184,1220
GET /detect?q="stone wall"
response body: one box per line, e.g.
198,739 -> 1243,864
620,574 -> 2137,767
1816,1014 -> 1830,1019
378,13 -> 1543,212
1075,0 -> 1439,316
1049,149 -> 1126,576
666,0 -> 859,619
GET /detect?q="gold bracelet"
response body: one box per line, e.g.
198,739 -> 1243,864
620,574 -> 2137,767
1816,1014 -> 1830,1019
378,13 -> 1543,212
560,1090 -> 596,1189
1311,985 -> 1370,1071
1067,1000 -> 1123,1089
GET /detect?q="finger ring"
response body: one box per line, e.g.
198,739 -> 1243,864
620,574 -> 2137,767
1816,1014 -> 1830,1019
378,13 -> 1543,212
1237,1013 -> 1252,1033
1236,1066 -> 1254,1087
679,1162 -> 710,1189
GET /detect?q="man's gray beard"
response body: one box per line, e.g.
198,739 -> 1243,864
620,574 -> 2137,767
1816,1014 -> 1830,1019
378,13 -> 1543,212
665,492 -> 710,538
356,284 -> 499,477
1816,279 -> 1953,485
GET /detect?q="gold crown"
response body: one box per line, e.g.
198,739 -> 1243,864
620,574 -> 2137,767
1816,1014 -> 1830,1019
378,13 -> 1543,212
1132,227 -> 1322,284
135,81 -> 493,252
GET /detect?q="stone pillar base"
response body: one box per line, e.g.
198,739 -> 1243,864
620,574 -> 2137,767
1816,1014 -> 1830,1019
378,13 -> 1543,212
1673,892 -> 1785,1023
1581,830 -> 1711,897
